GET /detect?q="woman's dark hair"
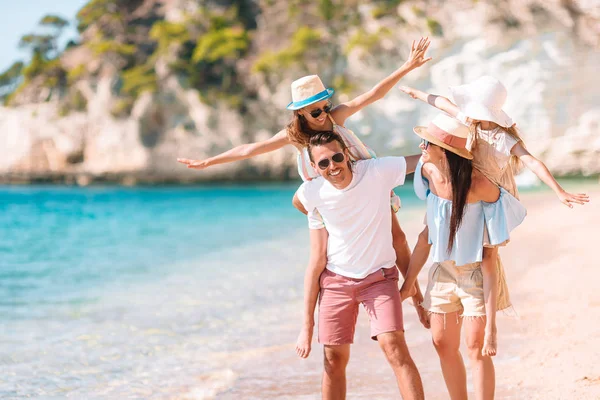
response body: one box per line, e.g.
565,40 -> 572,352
307,131 -> 353,169
446,150 -> 473,252
286,111 -> 325,147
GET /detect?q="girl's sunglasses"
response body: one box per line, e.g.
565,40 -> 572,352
317,152 -> 345,170
421,138 -> 430,149
309,102 -> 332,118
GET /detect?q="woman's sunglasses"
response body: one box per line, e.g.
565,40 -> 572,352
309,102 -> 332,119
317,152 -> 345,170
421,139 -> 430,149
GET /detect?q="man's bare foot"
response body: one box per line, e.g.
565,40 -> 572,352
482,327 -> 497,357
295,326 -> 313,359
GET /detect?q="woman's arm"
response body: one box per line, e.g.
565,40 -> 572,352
400,225 -> 431,300
511,143 -> 590,207
177,129 -> 291,170
332,37 -> 432,125
404,154 -> 422,175
400,226 -> 431,329
398,86 -> 462,119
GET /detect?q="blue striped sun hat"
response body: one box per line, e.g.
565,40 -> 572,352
286,75 -> 335,110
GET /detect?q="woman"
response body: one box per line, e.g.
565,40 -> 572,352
178,38 -> 432,277
399,114 -> 526,400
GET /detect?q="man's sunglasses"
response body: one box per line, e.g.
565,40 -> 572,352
309,102 -> 332,119
317,152 -> 345,170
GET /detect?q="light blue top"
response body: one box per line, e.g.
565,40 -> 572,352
414,161 -> 527,266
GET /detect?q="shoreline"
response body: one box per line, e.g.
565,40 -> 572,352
0,173 -> 597,187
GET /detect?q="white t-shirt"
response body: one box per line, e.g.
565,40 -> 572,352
296,157 -> 407,279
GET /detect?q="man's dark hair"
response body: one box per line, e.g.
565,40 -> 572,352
307,131 -> 351,164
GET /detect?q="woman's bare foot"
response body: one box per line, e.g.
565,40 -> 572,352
482,327 -> 497,357
295,326 -> 313,359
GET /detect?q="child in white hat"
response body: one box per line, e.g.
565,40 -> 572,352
399,76 -> 589,206
179,38 -> 433,356
399,76 -> 590,357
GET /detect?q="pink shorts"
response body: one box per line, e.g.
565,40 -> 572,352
318,266 -> 404,345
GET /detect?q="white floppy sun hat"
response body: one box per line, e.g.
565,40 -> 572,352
450,76 -> 514,128
286,75 -> 335,110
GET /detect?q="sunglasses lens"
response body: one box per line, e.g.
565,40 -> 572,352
331,153 -> 344,163
309,102 -> 332,118
317,159 -> 330,170
310,109 -> 323,118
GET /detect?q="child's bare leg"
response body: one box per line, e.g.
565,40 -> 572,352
465,316 -> 496,399
481,247 -> 498,357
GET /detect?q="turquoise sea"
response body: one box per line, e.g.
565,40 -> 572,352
0,183 -> 426,399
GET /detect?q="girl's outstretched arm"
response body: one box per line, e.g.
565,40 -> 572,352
398,86 -> 462,119
511,143 -> 590,208
177,129 -> 291,170
332,37 -> 432,125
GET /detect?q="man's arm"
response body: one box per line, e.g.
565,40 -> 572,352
404,154 -> 421,175
296,227 -> 328,358
373,154 -> 420,188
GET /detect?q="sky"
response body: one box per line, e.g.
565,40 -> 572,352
0,0 -> 90,71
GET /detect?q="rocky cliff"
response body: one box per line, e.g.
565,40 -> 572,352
0,0 -> 598,184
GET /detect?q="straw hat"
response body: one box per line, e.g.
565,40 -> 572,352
413,114 -> 473,160
286,75 -> 334,110
449,76 -> 513,128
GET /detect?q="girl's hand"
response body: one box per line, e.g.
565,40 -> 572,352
398,86 -> 418,99
558,190 -> 590,208
177,158 -> 210,170
405,37 -> 432,70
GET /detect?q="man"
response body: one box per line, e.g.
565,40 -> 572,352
293,130 -> 426,400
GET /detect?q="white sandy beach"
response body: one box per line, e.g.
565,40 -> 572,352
195,184 -> 599,400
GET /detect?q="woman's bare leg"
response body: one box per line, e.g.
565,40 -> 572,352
430,312 -> 468,400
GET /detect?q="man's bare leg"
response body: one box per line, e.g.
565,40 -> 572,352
377,331 -> 425,400
322,344 -> 350,400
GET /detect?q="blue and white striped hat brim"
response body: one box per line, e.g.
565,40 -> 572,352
286,88 -> 334,110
